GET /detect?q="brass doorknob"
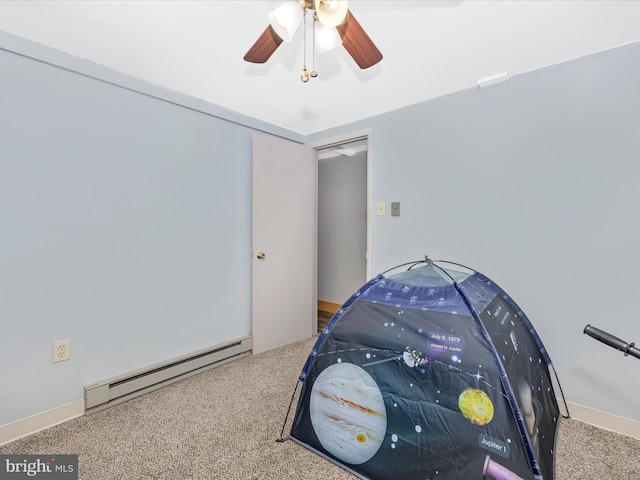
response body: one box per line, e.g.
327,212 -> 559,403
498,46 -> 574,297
256,251 -> 266,260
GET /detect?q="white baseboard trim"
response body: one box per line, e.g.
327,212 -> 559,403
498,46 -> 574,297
566,400 -> 640,440
0,399 -> 84,446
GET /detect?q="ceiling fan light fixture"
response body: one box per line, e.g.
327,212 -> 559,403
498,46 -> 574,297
314,22 -> 342,53
244,0 -> 381,77
314,0 -> 348,28
268,0 -> 304,42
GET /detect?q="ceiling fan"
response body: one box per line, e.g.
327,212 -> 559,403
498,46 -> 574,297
244,0 -> 382,81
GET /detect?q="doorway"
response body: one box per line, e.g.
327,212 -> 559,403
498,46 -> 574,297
315,137 -> 369,332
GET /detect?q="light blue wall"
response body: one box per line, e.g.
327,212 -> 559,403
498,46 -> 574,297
0,33 -> 300,426
3,27 -> 640,429
309,41 -> 640,422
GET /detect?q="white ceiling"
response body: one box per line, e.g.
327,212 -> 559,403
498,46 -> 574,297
1,1 -> 640,136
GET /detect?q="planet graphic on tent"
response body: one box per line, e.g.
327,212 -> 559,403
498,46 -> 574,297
458,387 -> 494,425
309,362 -> 387,465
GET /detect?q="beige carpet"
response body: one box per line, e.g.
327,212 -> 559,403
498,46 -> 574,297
2,336 -> 639,479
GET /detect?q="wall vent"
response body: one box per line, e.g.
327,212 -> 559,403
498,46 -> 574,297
84,336 -> 252,414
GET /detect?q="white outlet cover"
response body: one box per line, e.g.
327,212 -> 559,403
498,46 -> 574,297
53,339 -> 71,363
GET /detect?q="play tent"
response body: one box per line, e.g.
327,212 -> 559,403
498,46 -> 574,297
286,258 -> 566,480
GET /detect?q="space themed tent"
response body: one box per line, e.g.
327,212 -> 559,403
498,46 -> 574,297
287,259 -> 565,480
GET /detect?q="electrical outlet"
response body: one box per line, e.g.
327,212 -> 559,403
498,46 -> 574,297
53,339 -> 70,363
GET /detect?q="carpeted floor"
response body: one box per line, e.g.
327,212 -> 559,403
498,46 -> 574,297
2,336 -> 639,479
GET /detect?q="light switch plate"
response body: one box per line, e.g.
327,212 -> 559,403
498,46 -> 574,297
391,202 -> 400,216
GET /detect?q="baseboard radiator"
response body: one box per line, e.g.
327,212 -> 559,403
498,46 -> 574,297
84,336 -> 252,414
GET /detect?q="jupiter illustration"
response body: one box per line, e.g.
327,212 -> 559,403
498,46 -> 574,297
309,362 -> 387,465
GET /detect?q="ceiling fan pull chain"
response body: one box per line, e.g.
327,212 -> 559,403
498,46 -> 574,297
311,13 -> 318,78
301,9 -> 310,82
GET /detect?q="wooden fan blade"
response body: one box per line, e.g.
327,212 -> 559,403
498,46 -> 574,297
244,25 -> 284,64
336,10 -> 383,69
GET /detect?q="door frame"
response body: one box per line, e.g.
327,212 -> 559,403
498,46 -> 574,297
309,128 -> 373,314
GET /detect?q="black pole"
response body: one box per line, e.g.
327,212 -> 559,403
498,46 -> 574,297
584,325 -> 640,360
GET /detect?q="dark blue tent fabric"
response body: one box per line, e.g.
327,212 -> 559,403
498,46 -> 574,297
290,261 -> 560,480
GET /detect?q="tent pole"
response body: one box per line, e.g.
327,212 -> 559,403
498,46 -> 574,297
276,381 -> 301,442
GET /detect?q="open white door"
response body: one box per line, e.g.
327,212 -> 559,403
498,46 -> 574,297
252,133 -> 316,354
